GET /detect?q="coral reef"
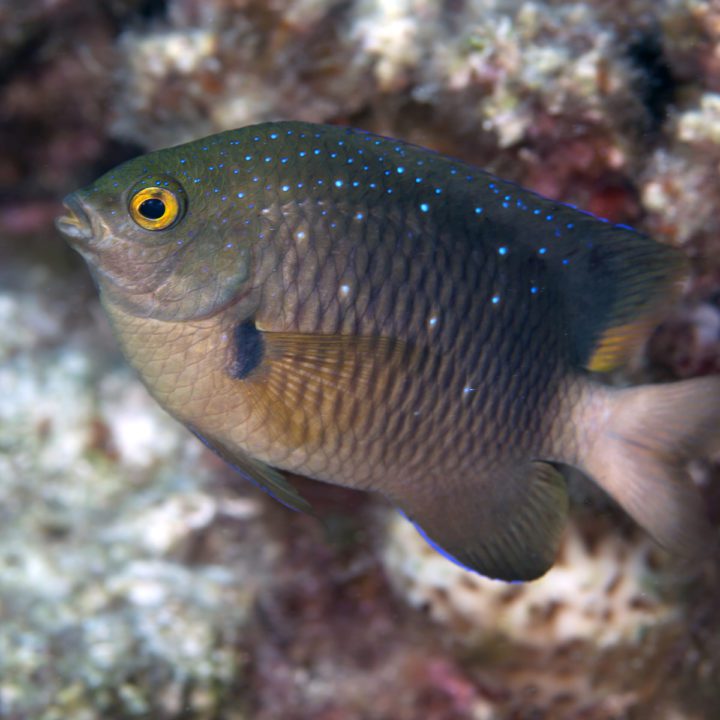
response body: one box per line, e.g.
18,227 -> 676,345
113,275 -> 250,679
2,0 -> 720,718
0,265 -> 270,718
382,510 -> 720,719
384,515 -> 677,649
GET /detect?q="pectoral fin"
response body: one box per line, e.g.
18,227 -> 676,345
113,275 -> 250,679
232,323 -> 411,447
394,462 -> 569,581
258,328 -> 409,392
189,426 -> 314,514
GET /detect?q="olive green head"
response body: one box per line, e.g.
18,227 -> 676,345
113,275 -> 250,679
55,129 -> 281,321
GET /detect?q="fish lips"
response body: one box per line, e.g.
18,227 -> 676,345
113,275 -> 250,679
55,194 -> 94,244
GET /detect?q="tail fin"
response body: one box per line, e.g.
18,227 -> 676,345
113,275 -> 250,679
584,376 -> 720,559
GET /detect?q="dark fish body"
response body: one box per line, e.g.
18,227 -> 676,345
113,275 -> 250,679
57,121 -> 720,581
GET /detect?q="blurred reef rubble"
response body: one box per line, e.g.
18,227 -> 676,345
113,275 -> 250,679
2,0 -> 720,718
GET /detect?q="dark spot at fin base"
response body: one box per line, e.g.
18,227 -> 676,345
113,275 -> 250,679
230,321 -> 264,379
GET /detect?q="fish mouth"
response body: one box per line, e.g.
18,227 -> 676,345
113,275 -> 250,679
55,194 -> 94,243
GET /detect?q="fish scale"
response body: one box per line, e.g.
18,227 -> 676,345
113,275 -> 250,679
57,120 -> 720,581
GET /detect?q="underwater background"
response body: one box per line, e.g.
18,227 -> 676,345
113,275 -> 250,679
1,1 -> 720,718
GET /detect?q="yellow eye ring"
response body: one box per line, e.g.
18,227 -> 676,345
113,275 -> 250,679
129,186 -> 182,230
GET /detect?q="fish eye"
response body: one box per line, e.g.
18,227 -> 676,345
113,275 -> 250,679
139,197 -> 166,220
128,181 -> 186,231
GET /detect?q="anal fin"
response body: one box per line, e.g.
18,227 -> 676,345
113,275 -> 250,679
394,462 -> 569,582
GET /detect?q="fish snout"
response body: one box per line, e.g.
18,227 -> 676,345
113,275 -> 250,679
55,194 -> 94,243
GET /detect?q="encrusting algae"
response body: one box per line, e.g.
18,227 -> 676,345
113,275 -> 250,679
56,120 -> 720,582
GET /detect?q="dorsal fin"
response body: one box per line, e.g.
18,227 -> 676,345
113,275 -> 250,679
556,220 -> 687,371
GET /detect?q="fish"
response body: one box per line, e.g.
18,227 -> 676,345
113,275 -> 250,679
56,120 -> 720,582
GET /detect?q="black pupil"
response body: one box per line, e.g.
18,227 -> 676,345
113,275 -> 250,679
139,197 -> 166,220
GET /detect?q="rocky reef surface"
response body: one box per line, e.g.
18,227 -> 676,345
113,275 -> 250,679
2,1 -> 720,718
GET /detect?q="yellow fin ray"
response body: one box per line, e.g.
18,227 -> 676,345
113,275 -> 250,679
587,316 -> 656,372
